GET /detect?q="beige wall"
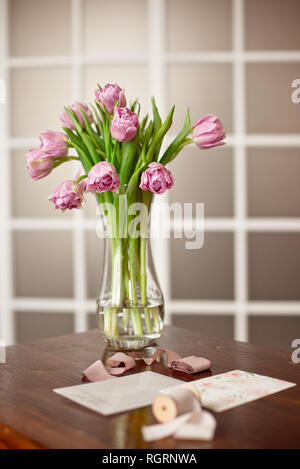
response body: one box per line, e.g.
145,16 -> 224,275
2,0 -> 300,349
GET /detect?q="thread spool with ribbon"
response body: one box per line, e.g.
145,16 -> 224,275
152,383 -> 201,423
142,383 -> 216,442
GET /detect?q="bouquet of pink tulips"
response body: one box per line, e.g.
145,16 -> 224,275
26,83 -> 225,342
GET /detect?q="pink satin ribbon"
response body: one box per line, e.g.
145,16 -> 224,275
171,356 -> 212,374
82,349 -> 211,382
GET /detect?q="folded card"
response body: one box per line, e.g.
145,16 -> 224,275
54,371 -> 181,416
161,370 -> 296,412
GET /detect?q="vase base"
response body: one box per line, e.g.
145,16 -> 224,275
104,334 -> 160,351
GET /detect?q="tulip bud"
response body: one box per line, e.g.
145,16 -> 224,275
39,130 -> 68,157
193,114 -> 225,149
139,162 -> 175,195
95,83 -> 126,115
87,161 -> 120,194
110,107 -> 139,142
26,148 -> 54,180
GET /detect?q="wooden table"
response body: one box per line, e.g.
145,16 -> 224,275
0,325 -> 299,449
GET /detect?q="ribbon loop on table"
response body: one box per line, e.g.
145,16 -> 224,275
82,359 -> 113,382
106,352 -> 136,375
171,356 -> 212,374
82,349 -> 211,382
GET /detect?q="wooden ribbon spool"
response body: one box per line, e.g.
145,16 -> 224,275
152,383 -> 201,423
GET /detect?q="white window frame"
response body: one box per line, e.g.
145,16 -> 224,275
1,0 -> 300,345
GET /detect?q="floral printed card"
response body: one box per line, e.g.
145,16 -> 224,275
163,370 -> 296,413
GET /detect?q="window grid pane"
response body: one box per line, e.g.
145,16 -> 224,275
0,0 -> 298,345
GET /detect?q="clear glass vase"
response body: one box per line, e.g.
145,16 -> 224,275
96,185 -> 164,350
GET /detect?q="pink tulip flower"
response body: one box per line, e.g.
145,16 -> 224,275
26,148 -> 54,180
193,114 -> 225,149
39,130 -> 68,157
48,180 -> 84,211
87,161 -> 120,193
139,162 -> 175,195
110,107 -> 139,142
95,83 -> 126,115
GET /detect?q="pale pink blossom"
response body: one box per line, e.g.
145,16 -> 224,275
139,162 -> 175,195
48,180 -> 84,211
60,102 -> 93,130
110,107 -> 139,142
39,130 -> 68,157
95,83 -> 126,114
87,161 -> 120,193
193,114 -> 225,149
26,148 -> 54,180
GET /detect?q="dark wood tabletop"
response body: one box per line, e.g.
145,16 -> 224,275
0,325 -> 299,449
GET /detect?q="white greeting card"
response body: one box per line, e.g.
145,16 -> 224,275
54,371 -> 181,416
162,370 -> 296,412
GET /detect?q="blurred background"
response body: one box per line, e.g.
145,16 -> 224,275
0,0 -> 300,350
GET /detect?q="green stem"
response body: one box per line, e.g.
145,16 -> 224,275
120,308 -> 130,329
110,307 -> 119,337
152,307 -> 161,333
123,241 -> 130,300
141,190 -> 153,333
120,243 -> 130,328
53,156 -> 81,168
76,174 -> 88,183
128,238 -> 143,336
104,307 -> 112,335
140,237 -> 147,304
140,236 -> 153,333
111,238 -> 123,308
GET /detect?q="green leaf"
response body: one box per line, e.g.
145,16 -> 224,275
141,120 -> 153,163
145,105 -> 175,164
127,160 -> 147,187
151,97 -> 163,161
127,121 -> 153,178
78,108 -> 105,157
90,103 -> 104,136
65,107 -> 100,166
95,101 -> 111,158
130,98 -> 138,112
64,106 -> 84,135
63,126 -> 93,172
110,140 -> 119,171
69,141 -> 93,173
116,142 -> 121,168
95,101 -> 108,126
63,127 -> 87,154
81,131 -> 101,166
140,114 -> 149,133
159,107 -> 192,166
119,135 -> 139,185
163,138 -> 192,165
